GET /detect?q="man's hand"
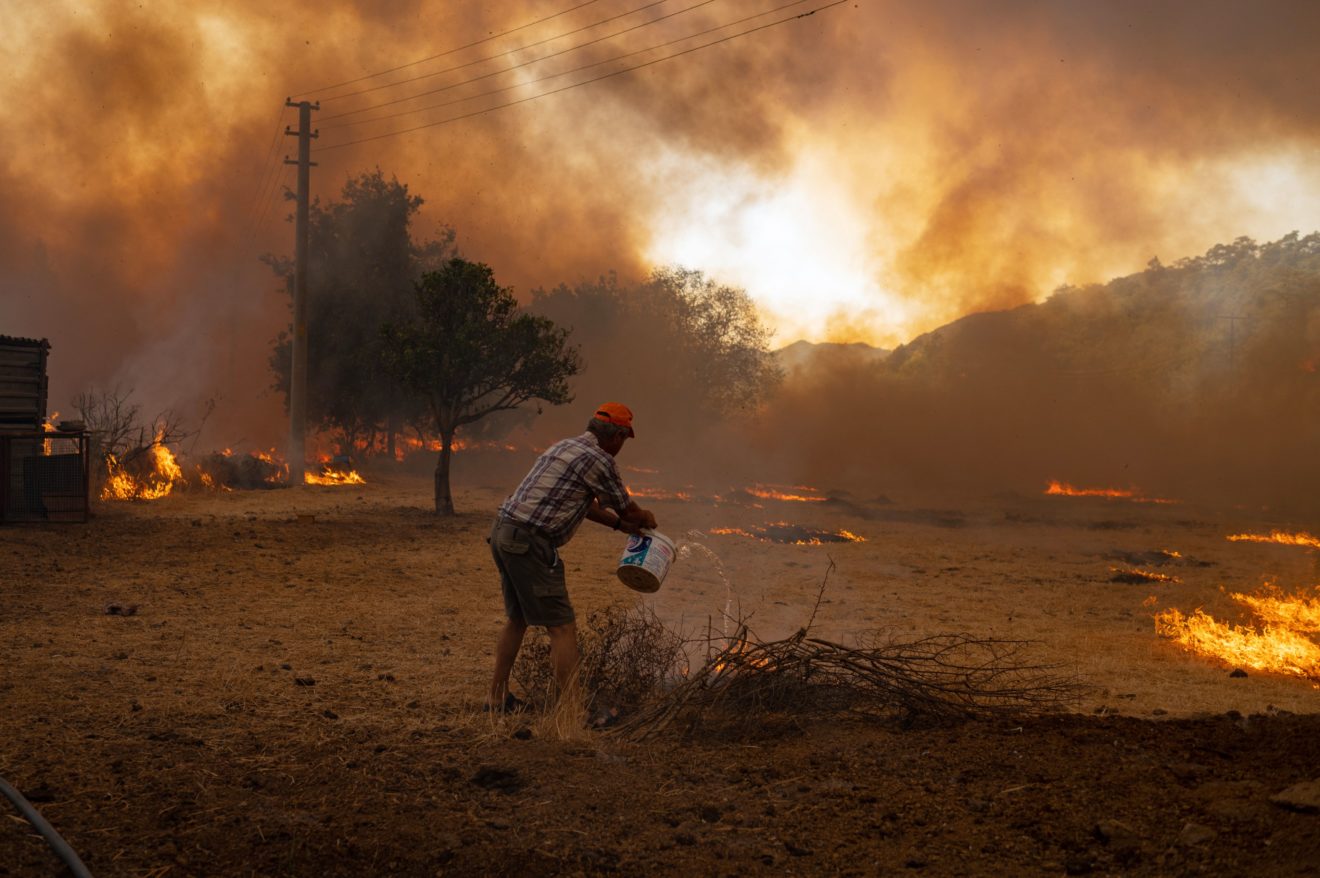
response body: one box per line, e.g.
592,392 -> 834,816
620,502 -> 657,532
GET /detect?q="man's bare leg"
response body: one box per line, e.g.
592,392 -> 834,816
546,621 -> 580,698
488,616 -> 528,707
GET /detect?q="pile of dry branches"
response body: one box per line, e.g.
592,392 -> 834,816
513,569 -> 1083,738
615,624 -> 1084,740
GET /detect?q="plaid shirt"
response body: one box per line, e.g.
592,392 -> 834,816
498,432 -> 631,546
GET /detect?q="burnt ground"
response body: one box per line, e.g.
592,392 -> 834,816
2,476 -> 1320,876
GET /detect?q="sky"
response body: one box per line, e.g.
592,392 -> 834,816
3,0 -> 1320,443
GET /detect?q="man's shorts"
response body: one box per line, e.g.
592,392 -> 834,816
488,517 -> 575,627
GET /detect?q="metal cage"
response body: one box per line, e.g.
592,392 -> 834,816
0,431 -> 90,523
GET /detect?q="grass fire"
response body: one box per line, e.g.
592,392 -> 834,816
1155,586 -> 1320,685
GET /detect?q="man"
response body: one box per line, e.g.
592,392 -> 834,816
486,402 -> 658,712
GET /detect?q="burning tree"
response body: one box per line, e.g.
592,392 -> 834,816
382,257 -> 580,514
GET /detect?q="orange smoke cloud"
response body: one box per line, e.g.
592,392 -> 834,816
4,0 -> 1320,449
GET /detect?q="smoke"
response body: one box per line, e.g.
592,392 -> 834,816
4,0 -> 1320,467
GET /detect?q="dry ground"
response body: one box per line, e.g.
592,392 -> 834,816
2,467 -> 1319,876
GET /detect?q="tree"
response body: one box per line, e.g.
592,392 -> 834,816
382,258 -> 581,514
267,169 -> 454,458
640,266 -> 782,413
528,267 -> 781,445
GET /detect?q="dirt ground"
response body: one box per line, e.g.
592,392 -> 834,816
3,466 -> 1319,876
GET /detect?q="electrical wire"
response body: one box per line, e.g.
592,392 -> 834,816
250,162 -> 296,246
316,0 -> 675,105
238,103 -> 292,250
316,0 -> 846,152
318,0 -> 725,127
292,0 -> 606,99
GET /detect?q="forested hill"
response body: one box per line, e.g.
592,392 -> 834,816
884,233 -> 1320,394
754,233 -> 1320,511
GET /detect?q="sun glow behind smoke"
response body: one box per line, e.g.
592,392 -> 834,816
644,149 -> 914,346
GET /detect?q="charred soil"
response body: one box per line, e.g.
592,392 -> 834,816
2,475 -> 1319,876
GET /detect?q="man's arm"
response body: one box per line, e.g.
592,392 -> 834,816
587,498 -> 657,534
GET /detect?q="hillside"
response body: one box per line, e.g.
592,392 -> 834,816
754,233 -> 1320,510
773,340 -> 890,374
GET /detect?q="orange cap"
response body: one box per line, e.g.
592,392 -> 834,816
594,402 -> 635,438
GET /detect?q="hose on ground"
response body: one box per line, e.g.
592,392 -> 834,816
0,773 -> 94,878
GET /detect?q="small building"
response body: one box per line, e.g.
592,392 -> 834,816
0,334 -> 49,432
1,336 -> 89,522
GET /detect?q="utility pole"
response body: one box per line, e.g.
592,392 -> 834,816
284,99 -> 318,484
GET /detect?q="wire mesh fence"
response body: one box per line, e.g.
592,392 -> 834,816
0,432 -> 90,523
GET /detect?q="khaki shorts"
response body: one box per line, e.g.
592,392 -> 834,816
488,517 -> 574,627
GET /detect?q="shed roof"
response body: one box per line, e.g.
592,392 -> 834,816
0,335 -> 51,350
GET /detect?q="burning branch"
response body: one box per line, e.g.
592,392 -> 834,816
75,387 -> 198,500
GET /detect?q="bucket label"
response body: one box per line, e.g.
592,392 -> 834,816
620,535 -> 652,566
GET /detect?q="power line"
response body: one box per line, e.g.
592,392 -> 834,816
238,103 -> 293,250
249,162 -> 295,252
293,0 -> 606,99
317,0 -> 675,105
319,0 -> 725,128
316,0 -> 844,152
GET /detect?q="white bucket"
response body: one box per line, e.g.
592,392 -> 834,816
616,530 -> 676,593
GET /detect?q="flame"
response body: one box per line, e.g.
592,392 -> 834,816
305,465 -> 366,486
1226,530 -> 1320,550
252,448 -> 290,485
746,483 -> 828,503
40,411 -> 60,454
1233,586 -> 1320,632
391,435 -> 520,461
1111,567 -> 1180,584
709,527 -> 760,539
709,523 -> 865,545
196,471 -> 232,493
451,438 -> 519,453
1155,585 -> 1320,684
629,487 -> 694,501
1044,480 -> 1177,504
100,432 -> 186,501
709,637 -> 773,675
